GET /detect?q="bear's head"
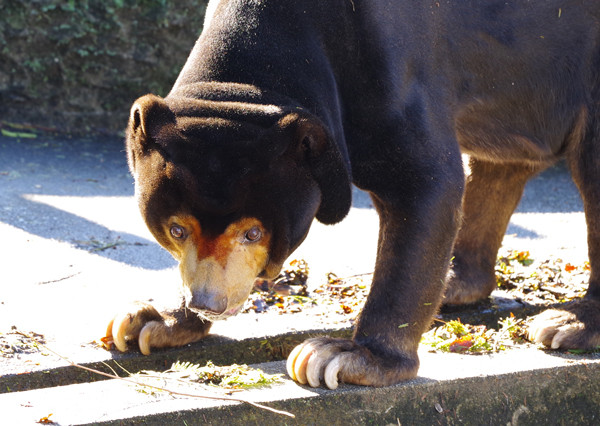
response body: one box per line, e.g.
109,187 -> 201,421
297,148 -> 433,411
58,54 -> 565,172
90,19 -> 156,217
126,85 -> 351,321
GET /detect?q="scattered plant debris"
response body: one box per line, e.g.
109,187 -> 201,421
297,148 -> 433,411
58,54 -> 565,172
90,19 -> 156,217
72,236 -> 147,253
243,251 -> 590,326
244,259 -> 313,314
0,327 -> 46,358
421,315 -> 527,354
1,121 -> 38,139
566,346 -> 600,355
314,272 -> 370,315
134,361 -> 283,392
8,334 -> 294,418
495,249 -> 588,305
243,259 -> 371,318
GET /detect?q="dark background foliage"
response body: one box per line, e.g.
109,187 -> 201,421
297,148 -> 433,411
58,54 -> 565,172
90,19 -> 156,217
0,0 -> 209,135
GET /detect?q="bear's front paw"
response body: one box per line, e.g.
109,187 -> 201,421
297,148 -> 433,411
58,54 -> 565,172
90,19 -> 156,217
105,302 -> 212,355
286,337 -> 418,389
527,299 -> 600,350
104,302 -> 165,355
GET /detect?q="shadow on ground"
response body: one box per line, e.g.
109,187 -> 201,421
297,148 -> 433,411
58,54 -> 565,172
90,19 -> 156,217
0,135 -> 176,270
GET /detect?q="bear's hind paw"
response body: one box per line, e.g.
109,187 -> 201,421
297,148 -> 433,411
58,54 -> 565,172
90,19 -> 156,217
527,299 -> 600,350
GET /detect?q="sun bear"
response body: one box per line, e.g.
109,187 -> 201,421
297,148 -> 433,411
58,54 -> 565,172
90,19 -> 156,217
107,0 -> 600,389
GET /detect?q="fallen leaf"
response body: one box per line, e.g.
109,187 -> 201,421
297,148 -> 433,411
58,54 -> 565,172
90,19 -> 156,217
449,335 -> 474,353
2,128 -> 37,139
37,413 -> 55,424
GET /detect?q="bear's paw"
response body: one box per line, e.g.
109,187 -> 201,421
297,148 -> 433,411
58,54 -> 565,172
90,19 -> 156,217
286,337 -> 418,389
527,299 -> 600,350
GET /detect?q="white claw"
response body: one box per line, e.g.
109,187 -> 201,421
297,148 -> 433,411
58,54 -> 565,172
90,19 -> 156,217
294,344 -> 316,385
306,354 -> 327,388
550,327 -> 565,349
138,321 -> 160,355
324,355 -> 342,390
286,344 -> 304,381
527,328 -> 538,343
528,320 -> 544,344
112,313 -> 131,353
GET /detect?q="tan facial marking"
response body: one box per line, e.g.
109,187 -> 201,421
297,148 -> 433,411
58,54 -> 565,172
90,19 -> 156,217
164,215 -> 271,316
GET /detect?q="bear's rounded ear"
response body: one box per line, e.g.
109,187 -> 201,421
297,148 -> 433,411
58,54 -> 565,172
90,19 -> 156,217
278,112 -> 352,224
128,94 -> 176,147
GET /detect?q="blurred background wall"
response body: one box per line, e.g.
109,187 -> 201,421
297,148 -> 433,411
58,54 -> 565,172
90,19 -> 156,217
1,0 -> 209,135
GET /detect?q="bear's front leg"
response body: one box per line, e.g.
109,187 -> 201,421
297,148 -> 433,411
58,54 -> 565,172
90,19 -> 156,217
288,160 -> 464,388
105,300 -> 211,355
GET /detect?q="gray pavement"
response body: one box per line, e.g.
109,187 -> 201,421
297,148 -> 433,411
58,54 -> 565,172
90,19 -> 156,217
0,134 -> 596,424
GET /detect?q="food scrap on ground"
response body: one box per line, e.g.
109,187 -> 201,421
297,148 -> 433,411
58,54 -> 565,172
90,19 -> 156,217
36,413 -> 56,425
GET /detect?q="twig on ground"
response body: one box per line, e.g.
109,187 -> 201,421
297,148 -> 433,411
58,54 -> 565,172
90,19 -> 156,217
15,331 -> 295,419
38,272 -> 81,285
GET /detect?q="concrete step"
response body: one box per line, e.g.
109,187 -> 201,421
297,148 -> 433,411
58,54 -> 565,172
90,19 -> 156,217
1,297 -> 542,395
3,347 -> 599,425
2,307 -> 599,424
2,299 -> 595,425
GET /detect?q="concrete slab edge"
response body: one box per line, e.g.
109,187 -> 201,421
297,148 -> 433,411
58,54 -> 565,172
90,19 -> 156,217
1,301 -> 548,395
3,358 -> 599,425
97,362 -> 600,425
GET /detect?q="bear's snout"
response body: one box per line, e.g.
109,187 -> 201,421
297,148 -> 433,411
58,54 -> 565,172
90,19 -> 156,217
186,290 -> 228,316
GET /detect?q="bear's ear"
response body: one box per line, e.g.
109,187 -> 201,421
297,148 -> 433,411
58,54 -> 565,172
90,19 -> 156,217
126,94 -> 176,173
278,112 -> 352,224
128,94 -> 176,149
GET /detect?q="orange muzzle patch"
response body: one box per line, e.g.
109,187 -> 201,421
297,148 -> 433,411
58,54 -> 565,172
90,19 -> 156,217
178,216 -> 270,267
163,215 -> 271,314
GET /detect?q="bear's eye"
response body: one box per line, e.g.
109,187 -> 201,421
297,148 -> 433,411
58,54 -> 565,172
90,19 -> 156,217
170,225 -> 186,240
244,226 -> 262,243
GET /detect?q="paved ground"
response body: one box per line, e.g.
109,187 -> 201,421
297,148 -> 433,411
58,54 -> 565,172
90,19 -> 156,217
0,133 -> 595,424
0,133 -> 588,345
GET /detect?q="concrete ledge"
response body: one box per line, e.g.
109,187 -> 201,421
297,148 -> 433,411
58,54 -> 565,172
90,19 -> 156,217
1,298 -> 545,395
3,348 -> 599,425
0,327 -> 350,395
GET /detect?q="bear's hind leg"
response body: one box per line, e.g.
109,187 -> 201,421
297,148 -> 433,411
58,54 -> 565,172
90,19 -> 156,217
528,113 -> 600,350
444,158 -> 540,305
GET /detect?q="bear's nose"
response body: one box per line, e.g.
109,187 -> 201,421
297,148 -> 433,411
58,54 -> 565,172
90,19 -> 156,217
187,291 -> 227,315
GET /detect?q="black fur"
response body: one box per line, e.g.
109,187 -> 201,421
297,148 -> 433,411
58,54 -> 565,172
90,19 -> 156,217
110,0 -> 600,387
